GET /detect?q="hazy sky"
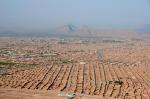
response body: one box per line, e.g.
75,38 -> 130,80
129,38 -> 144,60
0,0 -> 150,31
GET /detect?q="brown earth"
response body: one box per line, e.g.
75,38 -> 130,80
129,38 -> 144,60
0,37 -> 150,99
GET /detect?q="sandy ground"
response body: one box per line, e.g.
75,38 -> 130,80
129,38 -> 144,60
0,88 -> 115,99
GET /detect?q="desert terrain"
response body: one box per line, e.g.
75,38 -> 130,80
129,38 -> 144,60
0,36 -> 150,99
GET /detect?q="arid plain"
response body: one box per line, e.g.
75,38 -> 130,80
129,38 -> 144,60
0,36 -> 150,99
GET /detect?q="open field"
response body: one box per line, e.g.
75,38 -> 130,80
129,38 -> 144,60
0,37 -> 150,99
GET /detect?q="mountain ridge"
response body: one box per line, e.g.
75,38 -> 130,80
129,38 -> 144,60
0,24 -> 149,38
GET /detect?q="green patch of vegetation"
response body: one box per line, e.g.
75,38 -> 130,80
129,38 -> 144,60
0,62 -> 16,65
19,63 -> 39,68
68,50 -> 84,53
0,61 -> 39,69
0,50 -> 15,54
28,63 -> 38,67
61,59 -> 73,64
0,50 -> 9,54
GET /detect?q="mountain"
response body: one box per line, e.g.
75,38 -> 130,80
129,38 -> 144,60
53,24 -> 139,38
0,24 -> 141,38
54,24 -> 77,34
53,24 -> 97,37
